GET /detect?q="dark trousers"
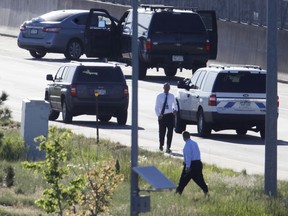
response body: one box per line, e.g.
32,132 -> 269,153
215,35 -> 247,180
158,113 -> 174,149
176,160 -> 208,194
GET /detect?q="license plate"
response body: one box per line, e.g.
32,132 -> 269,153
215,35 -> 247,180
239,101 -> 251,109
94,89 -> 106,96
172,55 -> 183,62
30,29 -> 38,35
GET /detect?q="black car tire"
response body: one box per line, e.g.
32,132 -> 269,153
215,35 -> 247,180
164,67 -> 177,77
49,110 -> 60,121
98,115 -> 112,122
64,39 -> 83,60
29,50 -> 46,58
197,109 -> 211,137
62,99 -> 73,123
117,109 -> 127,125
236,128 -> 248,136
174,106 -> 186,134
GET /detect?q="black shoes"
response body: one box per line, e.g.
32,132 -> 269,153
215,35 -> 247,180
166,149 -> 171,154
159,146 -> 163,151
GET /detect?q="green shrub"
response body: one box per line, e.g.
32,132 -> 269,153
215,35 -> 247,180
0,135 -> 26,161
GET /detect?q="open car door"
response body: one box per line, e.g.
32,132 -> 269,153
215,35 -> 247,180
197,10 -> 218,60
84,9 -> 120,59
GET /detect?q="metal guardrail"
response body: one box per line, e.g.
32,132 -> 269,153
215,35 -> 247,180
99,0 -> 288,30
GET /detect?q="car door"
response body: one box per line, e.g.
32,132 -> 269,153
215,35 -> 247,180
190,70 -> 207,121
197,10 -> 218,60
49,66 -> 66,110
84,9 -> 119,59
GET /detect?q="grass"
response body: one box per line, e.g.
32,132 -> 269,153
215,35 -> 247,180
0,128 -> 288,216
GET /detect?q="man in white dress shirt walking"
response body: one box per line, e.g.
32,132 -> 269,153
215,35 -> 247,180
176,131 -> 209,195
155,82 -> 177,153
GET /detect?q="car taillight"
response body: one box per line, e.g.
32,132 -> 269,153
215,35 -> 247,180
70,84 -> 77,97
146,38 -> 152,50
205,40 -> 210,52
20,24 -> 26,31
43,27 -> 61,33
208,94 -> 217,106
123,85 -> 129,97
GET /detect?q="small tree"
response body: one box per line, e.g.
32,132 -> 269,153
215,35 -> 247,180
22,127 -> 85,215
0,91 -> 12,125
77,161 -> 124,215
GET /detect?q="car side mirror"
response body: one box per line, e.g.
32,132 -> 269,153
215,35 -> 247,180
46,74 -> 54,81
177,80 -> 188,89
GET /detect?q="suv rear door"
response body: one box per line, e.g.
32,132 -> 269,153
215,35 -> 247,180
197,10 -> 218,59
212,71 -> 266,115
84,9 -> 120,59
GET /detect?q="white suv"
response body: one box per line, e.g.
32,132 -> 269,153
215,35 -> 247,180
175,64 -> 267,139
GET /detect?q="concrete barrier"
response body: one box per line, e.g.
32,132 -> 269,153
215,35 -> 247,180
0,0 -> 287,82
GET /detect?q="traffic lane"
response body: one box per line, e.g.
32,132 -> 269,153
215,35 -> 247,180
1,35 -> 288,180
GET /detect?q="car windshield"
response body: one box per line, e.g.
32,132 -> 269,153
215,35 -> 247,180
212,72 -> 266,93
76,66 -> 124,82
149,13 -> 206,34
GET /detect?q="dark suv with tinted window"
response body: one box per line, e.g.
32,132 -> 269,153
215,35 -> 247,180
45,61 -> 129,125
118,5 -> 218,80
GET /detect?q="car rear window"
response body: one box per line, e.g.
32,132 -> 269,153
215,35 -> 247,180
149,13 -> 206,34
212,72 -> 266,93
37,11 -> 78,22
75,66 -> 124,83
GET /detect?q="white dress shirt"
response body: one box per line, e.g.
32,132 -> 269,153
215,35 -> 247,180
183,138 -> 201,168
155,92 -> 177,117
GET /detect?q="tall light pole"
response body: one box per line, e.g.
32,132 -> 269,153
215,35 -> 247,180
264,0 -> 278,196
130,0 -> 139,215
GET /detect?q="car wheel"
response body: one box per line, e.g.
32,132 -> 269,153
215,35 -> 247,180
64,39 -> 83,60
139,60 -> 147,80
197,109 -> 211,137
29,50 -> 46,58
62,99 -> 73,123
164,67 -> 177,77
174,107 -> 186,134
98,115 -> 112,122
49,110 -> 60,121
236,128 -> 248,136
117,110 -> 127,125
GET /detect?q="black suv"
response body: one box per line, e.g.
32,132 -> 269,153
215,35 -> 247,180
45,61 -> 129,125
118,5 -> 218,80
84,5 -> 218,80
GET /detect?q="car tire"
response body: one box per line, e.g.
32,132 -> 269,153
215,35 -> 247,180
164,67 -> 177,77
174,106 -> 186,134
117,110 -> 127,125
236,128 -> 248,136
197,109 -> 211,137
64,39 -> 83,60
49,110 -> 60,121
29,50 -> 46,58
62,99 -> 73,123
98,115 -> 112,122
139,60 -> 147,80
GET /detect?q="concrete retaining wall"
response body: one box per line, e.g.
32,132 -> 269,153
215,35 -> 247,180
0,0 -> 287,82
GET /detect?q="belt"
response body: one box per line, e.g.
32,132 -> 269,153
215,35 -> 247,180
163,112 -> 173,115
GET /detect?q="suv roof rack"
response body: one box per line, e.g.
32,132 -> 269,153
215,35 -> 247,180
208,64 -> 225,69
140,4 -> 174,12
208,64 -> 262,70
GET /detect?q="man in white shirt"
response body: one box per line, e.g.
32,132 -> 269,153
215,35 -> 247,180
176,131 -> 209,195
155,82 -> 177,153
